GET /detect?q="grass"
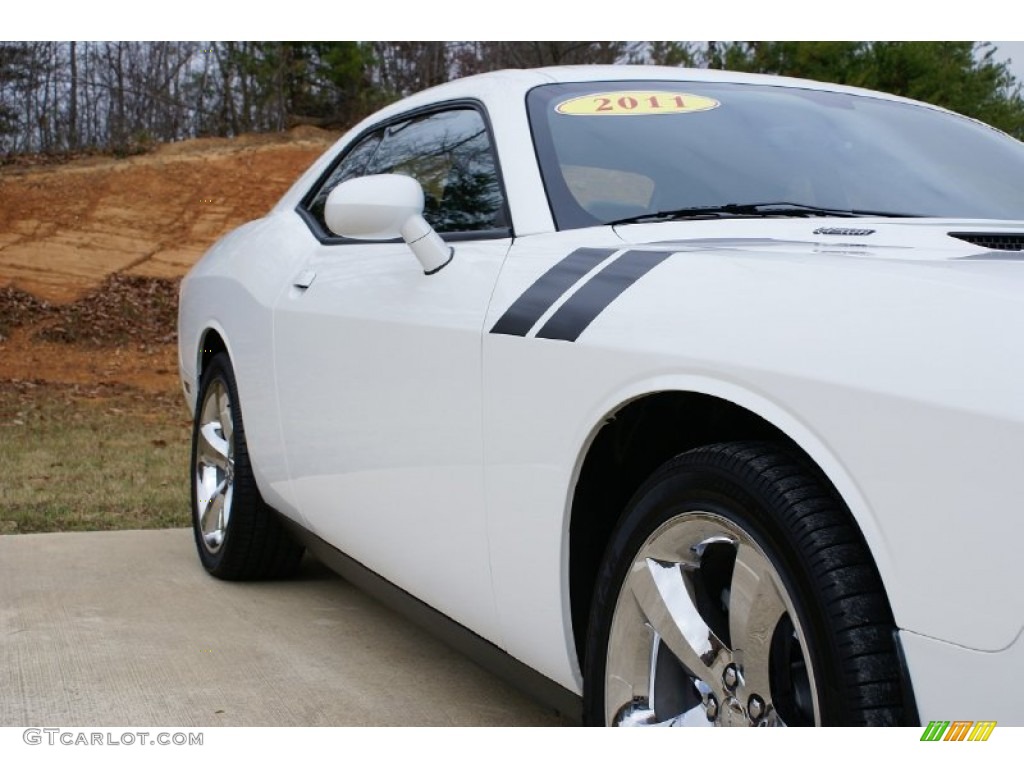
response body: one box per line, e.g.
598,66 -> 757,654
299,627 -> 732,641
0,381 -> 192,533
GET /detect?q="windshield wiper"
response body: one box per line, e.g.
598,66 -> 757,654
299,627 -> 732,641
608,202 -> 919,226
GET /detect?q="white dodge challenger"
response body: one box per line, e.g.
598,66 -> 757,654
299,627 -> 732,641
178,65 -> 1024,726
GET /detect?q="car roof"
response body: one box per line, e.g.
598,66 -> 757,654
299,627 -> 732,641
370,64 -> 921,122
272,65 -> 942,217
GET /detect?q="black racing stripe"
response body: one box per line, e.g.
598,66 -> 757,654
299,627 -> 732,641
490,247 -> 616,336
535,249 -> 672,342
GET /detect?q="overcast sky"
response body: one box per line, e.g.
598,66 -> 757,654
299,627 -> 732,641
993,41 -> 1024,84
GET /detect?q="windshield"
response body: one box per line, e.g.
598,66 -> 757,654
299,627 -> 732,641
526,80 -> 1024,229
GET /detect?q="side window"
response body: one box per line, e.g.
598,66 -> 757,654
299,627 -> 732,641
305,131 -> 382,231
302,107 -> 508,239
366,109 -> 507,234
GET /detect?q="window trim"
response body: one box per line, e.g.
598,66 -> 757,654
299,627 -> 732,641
297,98 -> 514,245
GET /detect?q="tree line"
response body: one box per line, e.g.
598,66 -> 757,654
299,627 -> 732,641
1,41 -> 1022,157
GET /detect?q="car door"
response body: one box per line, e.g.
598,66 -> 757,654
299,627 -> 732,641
273,105 -> 512,641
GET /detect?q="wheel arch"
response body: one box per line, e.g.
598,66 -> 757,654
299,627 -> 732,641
181,319 -> 234,417
565,382 -> 894,673
196,325 -> 231,396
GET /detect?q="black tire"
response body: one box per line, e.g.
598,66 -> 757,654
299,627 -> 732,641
583,441 -> 909,726
190,352 -> 303,580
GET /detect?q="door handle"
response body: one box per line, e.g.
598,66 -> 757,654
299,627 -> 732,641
293,270 -> 316,289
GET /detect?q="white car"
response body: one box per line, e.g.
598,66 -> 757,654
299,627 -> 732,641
178,65 -> 1024,727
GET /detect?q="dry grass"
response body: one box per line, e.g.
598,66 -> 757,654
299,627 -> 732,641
0,380 -> 192,533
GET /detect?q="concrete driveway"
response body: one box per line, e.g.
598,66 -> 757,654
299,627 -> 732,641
0,529 -> 565,726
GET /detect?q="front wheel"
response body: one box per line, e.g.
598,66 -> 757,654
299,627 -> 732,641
583,441 -> 909,726
191,352 -> 303,580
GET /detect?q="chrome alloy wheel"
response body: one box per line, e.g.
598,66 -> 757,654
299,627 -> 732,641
194,379 -> 235,554
605,511 -> 819,727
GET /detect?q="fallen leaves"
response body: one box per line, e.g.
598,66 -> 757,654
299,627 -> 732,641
0,285 -> 52,336
19,273 -> 181,347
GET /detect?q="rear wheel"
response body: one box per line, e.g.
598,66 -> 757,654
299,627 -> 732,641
583,441 -> 908,726
191,352 -> 303,580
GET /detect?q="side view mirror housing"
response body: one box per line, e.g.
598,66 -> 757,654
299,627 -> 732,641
323,174 -> 453,274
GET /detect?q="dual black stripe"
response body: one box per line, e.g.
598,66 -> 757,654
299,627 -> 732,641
490,247 -> 671,342
536,250 -> 672,341
489,247 -> 615,337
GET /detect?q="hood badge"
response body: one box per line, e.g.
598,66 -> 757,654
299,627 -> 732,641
814,227 -> 875,236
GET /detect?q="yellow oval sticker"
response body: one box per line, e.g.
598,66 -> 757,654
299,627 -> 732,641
555,91 -> 720,116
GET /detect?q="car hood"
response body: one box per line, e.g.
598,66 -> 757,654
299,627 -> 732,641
613,217 -> 1024,263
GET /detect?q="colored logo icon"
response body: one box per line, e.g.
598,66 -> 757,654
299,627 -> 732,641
920,721 -> 996,741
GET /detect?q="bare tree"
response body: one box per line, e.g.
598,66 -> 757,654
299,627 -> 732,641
68,41 -> 78,149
